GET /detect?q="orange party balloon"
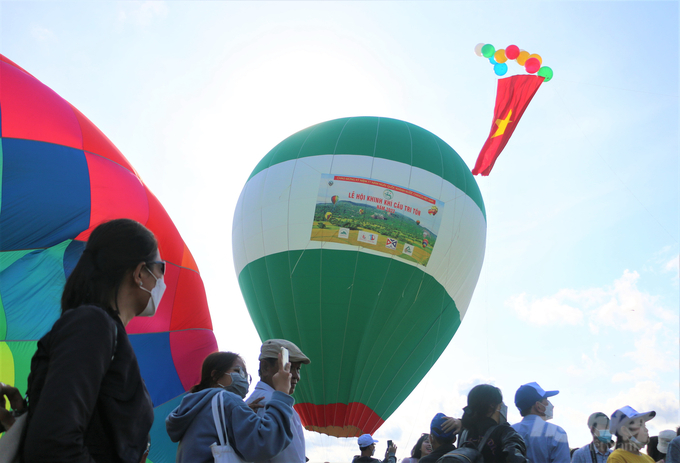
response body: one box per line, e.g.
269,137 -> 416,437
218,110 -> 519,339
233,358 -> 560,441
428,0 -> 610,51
494,49 -> 507,63
529,53 -> 543,65
516,50 -> 530,66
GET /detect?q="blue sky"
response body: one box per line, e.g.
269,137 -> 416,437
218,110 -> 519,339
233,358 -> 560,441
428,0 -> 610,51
2,1 -> 678,462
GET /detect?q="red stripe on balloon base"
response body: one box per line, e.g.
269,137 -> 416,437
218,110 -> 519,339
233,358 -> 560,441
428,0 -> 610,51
295,402 -> 385,438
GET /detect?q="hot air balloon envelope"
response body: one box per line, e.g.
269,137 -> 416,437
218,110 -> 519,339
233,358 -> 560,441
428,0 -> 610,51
233,117 -> 486,437
0,54 -> 217,462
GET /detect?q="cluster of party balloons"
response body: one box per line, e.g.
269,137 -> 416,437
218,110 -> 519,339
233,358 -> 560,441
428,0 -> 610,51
475,43 -> 553,81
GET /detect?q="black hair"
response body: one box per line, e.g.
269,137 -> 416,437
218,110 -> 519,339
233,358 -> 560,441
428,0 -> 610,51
461,384 -> 503,433
615,433 -> 625,449
61,219 -> 158,313
411,434 -> 429,458
520,406 -> 534,417
647,436 -> 664,460
191,351 -> 240,393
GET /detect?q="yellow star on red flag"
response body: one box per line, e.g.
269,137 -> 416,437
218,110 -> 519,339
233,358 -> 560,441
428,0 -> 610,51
491,109 -> 513,138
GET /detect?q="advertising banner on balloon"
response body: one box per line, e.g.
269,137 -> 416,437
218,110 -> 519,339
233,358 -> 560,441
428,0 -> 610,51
311,174 -> 443,266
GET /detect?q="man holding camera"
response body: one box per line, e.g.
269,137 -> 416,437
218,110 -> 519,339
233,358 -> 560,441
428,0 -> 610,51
352,434 -> 397,463
247,339 -> 311,463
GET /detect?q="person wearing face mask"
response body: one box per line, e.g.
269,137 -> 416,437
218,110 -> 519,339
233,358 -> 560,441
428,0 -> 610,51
166,351 -> 295,462
511,382 -> 570,463
571,412 -> 613,463
441,384 -> 528,463
21,219 -> 158,462
608,406 -> 656,463
246,339 -> 311,463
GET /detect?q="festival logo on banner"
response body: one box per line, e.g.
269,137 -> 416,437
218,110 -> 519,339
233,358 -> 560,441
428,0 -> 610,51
310,174 -> 443,266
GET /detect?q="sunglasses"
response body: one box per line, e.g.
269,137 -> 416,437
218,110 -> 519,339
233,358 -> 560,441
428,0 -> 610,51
146,260 -> 166,275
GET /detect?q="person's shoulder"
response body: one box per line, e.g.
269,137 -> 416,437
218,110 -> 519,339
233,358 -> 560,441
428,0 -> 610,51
52,305 -> 117,338
571,444 -> 589,456
246,381 -> 274,403
61,305 -> 116,326
548,421 -> 568,435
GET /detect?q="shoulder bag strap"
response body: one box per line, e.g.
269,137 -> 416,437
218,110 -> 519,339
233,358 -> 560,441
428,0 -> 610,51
476,425 -> 499,453
459,429 -> 468,448
111,325 -> 118,361
211,392 -> 227,446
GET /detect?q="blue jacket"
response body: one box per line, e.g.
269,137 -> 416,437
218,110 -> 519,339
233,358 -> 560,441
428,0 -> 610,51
512,415 -> 570,463
166,388 -> 294,463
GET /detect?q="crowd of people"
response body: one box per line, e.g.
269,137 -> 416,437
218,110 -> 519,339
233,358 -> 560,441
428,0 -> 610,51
0,219 -> 678,463
354,383 -> 680,463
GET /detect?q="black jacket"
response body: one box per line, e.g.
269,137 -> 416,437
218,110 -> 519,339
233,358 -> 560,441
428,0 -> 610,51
23,305 -> 153,463
420,442 -> 457,463
351,455 -> 396,463
460,419 -> 529,463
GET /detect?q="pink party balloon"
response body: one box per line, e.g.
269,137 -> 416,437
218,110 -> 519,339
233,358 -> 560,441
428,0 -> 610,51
506,45 -> 520,60
525,57 -> 540,73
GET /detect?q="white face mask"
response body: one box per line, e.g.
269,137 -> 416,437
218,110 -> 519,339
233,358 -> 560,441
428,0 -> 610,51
499,402 -> 508,424
139,265 -> 166,317
543,401 -> 554,421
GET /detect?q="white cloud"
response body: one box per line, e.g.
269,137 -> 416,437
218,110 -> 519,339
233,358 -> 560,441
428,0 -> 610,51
507,292 -> 583,326
565,344 -> 608,377
664,255 -> 678,272
118,1 -> 168,26
31,25 -> 55,43
664,254 -> 679,286
508,270 -> 676,333
510,270 -> 678,386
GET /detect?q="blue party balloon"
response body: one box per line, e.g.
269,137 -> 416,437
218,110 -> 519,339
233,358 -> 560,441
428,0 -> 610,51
494,63 -> 508,76
489,56 -> 497,65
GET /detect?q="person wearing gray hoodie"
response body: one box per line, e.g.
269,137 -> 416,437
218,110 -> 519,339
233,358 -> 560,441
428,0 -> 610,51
166,351 -> 295,462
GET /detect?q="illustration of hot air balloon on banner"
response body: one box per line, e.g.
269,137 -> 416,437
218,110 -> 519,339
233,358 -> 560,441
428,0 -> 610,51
233,116 -> 486,437
0,54 -> 217,462
472,43 -> 553,176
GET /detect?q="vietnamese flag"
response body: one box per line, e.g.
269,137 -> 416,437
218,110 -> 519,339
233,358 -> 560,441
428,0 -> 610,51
472,74 -> 544,176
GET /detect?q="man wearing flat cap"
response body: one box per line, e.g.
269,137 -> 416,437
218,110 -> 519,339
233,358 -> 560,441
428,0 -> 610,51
511,382 -> 570,463
247,339 -> 311,463
608,406 -> 656,462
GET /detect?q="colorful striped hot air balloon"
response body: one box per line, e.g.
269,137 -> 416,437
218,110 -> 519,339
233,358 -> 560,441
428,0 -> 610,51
233,116 -> 486,437
0,54 -> 217,462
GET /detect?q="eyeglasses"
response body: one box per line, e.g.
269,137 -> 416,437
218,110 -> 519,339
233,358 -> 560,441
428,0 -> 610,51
232,366 -> 252,384
146,260 -> 166,275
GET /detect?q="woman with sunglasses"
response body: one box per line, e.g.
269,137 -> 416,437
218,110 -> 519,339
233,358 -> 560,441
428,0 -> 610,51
21,219 -> 163,462
166,351 -> 295,463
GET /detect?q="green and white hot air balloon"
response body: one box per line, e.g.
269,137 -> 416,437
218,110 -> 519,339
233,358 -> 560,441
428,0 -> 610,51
232,116 -> 486,437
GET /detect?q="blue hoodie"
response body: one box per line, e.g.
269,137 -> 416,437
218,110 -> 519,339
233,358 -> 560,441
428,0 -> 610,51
166,388 -> 294,463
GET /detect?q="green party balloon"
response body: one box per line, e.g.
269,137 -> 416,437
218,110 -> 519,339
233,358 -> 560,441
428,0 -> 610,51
481,43 -> 496,58
537,66 -> 554,82
233,117 -> 486,437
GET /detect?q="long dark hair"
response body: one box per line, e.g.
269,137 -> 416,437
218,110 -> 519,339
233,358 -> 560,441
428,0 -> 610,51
411,433 -> 429,458
191,352 -> 240,393
461,384 -> 503,433
61,219 -> 158,313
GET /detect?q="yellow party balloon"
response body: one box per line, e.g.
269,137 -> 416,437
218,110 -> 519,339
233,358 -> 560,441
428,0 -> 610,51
494,49 -> 508,63
529,53 -> 542,65
516,50 -> 530,66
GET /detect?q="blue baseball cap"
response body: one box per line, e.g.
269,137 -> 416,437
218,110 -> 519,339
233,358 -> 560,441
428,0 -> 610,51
514,382 -> 559,412
430,413 -> 455,441
358,434 -> 379,448
609,406 -> 655,435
